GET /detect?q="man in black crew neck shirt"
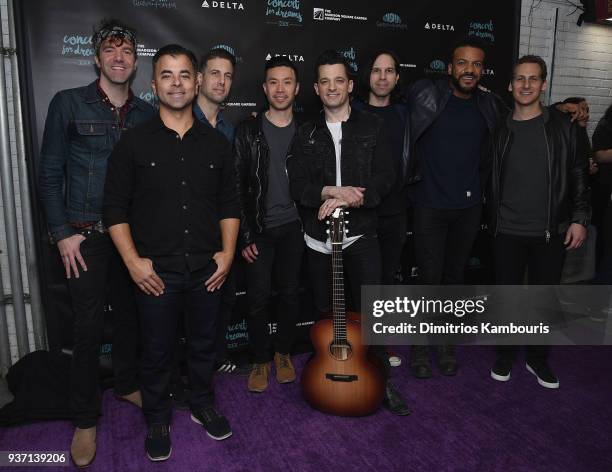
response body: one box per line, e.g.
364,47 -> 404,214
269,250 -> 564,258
486,55 -> 589,389
404,39 -> 505,379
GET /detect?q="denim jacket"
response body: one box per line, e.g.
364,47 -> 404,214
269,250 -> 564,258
39,81 -> 154,241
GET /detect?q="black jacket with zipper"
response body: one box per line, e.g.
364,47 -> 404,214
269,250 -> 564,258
234,113 -> 303,248
287,108 -> 394,242
485,106 -> 591,239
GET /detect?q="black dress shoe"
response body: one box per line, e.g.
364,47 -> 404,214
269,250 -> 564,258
382,381 -> 410,416
437,345 -> 458,376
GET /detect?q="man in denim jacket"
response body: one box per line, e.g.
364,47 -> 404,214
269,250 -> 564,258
38,19 -> 154,467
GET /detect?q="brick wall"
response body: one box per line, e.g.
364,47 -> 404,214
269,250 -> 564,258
519,0 -> 612,136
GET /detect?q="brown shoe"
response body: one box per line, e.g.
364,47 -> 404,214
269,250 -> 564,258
247,363 -> 270,393
274,352 -> 296,384
116,390 -> 142,408
71,426 -> 96,468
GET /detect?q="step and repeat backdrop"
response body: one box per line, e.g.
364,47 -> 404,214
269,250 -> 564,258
16,0 -> 520,354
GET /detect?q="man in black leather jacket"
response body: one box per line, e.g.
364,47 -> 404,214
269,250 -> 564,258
235,56 -> 305,393
486,55 -> 589,389
403,38 -> 505,379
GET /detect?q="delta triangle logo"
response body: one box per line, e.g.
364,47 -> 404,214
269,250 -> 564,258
202,0 -> 210,7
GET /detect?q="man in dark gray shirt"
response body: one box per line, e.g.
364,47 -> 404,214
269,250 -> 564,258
486,55 -> 589,389
235,56 -> 304,393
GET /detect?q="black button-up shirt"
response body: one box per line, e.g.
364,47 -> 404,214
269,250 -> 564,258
103,114 -> 240,272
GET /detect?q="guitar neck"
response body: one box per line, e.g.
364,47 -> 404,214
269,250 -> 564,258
331,241 -> 347,345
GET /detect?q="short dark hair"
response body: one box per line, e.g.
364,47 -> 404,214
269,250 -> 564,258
93,18 -> 137,58
199,47 -> 236,72
265,55 -> 299,82
360,49 -> 402,103
152,44 -> 198,75
314,49 -> 352,81
513,55 -> 548,81
450,37 -> 488,63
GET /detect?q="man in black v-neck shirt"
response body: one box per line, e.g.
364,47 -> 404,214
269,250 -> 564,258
104,44 -> 240,461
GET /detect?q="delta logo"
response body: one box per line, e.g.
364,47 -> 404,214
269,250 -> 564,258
201,1 -> 245,10
265,53 -> 305,62
377,12 -> 407,29
424,22 -> 455,31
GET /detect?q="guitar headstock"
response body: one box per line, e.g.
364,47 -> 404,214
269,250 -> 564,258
327,207 -> 348,244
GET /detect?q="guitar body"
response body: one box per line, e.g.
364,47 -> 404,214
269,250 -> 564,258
301,312 -> 385,417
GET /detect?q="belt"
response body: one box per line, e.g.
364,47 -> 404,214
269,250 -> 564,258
70,220 -> 107,234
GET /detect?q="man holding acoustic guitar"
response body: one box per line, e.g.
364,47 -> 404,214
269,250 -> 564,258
288,50 -> 410,416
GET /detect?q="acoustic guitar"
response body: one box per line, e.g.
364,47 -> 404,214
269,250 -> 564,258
301,208 -> 385,416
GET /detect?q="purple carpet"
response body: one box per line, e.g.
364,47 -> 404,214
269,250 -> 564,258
1,346 -> 611,472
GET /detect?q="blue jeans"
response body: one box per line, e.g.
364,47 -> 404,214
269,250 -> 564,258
135,262 -> 220,425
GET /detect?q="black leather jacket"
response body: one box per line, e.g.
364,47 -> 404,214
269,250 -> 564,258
288,108 -> 394,242
485,107 -> 591,238
403,77 -> 506,184
234,114 -> 301,247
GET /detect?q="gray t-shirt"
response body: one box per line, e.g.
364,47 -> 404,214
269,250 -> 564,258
262,114 -> 299,229
498,114 -> 548,237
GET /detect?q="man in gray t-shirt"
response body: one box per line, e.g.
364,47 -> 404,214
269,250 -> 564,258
234,56 -> 304,393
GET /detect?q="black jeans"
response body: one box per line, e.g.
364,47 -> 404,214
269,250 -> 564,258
247,220 -> 304,363
215,266 -> 236,363
135,262 -> 220,425
493,233 -> 566,363
307,236 -> 381,317
307,236 -> 388,377
379,212 -> 407,285
67,232 -> 139,428
413,204 -> 482,284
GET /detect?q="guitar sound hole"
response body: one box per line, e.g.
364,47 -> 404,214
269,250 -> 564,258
329,343 -> 352,361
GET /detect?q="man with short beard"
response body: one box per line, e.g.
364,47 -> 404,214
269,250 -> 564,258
39,19 -> 154,467
235,56 -> 304,392
104,44 -> 239,460
404,38 -> 505,379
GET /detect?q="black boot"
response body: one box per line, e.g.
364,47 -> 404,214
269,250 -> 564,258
382,381 -> 410,416
409,345 -> 432,379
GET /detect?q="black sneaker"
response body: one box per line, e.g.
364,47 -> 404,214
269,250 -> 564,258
215,358 -> 252,376
191,406 -> 232,440
490,358 -> 513,382
145,423 -> 171,462
526,361 -> 559,389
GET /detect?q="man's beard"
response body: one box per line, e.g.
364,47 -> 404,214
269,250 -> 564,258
450,73 -> 478,95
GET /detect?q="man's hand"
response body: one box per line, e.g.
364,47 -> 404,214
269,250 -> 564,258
127,257 -> 165,296
318,198 -> 348,221
57,234 -> 87,279
324,186 -> 365,208
205,251 -> 234,292
564,223 -> 587,250
241,243 -> 259,263
557,101 -> 589,123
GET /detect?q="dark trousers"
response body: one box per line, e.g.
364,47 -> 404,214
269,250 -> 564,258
67,232 -> 140,428
307,236 -> 388,377
379,212 -> 407,285
308,236 -> 381,316
494,233 -> 566,363
246,220 -> 304,363
135,263 -> 220,425
215,267 -> 236,363
413,204 -> 482,284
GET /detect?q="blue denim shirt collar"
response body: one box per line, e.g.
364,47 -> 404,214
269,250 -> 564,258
193,102 -> 235,143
